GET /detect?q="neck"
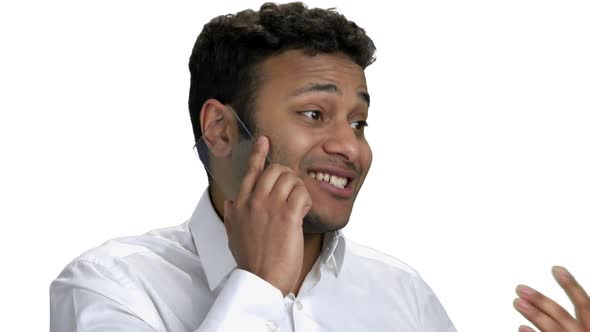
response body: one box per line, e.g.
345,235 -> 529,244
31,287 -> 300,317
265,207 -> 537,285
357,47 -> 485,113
294,232 -> 323,296
209,185 -> 325,297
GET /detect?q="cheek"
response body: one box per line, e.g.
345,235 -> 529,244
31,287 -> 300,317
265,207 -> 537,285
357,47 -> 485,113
362,142 -> 373,174
265,129 -> 314,168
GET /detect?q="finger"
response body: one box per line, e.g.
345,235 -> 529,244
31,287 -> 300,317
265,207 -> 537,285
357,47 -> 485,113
552,266 -> 590,327
251,164 -> 293,201
518,325 -> 535,332
286,182 -> 312,220
516,284 -> 577,330
513,298 -> 562,332
237,136 -> 269,201
269,172 -> 302,205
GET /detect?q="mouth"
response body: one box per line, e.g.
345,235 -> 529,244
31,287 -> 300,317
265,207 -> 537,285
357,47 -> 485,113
306,169 -> 355,198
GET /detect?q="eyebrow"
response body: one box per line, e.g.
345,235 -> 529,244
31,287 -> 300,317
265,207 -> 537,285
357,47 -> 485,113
290,83 -> 370,107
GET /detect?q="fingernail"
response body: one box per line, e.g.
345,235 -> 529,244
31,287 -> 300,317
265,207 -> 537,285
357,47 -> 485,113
515,298 -> 531,311
552,265 -> 571,282
517,285 -> 535,297
256,136 -> 267,145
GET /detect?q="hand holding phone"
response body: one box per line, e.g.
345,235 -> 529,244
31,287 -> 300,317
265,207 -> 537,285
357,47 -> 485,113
195,107 -> 312,296
223,136 -> 312,297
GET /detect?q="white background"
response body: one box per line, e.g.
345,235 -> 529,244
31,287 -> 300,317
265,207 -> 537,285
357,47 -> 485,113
1,1 -> 589,331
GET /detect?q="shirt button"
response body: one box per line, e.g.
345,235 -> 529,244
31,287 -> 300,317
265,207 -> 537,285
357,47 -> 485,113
295,300 -> 303,310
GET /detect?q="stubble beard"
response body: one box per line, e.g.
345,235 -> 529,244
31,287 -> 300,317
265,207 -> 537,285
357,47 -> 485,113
302,211 -> 348,234
266,145 -> 352,235
249,122 -> 352,235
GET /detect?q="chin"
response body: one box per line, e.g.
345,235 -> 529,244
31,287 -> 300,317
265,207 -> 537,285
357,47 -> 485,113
302,211 -> 350,234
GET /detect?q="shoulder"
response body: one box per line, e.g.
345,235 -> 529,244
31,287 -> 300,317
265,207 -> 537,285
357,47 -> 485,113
49,223 -> 195,332
344,237 -> 421,279
82,221 -> 193,262
341,236 -> 437,301
51,221 -> 199,289
342,237 -> 456,331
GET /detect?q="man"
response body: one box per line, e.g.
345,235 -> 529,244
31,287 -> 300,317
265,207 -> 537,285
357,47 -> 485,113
50,2 -> 589,331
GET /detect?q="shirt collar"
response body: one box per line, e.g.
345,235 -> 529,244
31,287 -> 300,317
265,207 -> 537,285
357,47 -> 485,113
189,187 -> 346,291
320,228 -> 346,277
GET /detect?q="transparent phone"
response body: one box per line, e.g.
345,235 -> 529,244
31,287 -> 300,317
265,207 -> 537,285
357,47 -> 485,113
193,107 -> 271,201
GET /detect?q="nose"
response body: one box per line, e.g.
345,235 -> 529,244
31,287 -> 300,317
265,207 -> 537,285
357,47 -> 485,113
322,120 -> 360,163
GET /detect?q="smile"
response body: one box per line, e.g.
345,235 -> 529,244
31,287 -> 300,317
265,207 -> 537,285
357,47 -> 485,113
307,171 -> 349,189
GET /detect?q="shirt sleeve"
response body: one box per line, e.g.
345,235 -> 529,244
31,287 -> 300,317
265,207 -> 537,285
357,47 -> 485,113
51,259 -> 289,332
196,269 -> 289,331
50,259 -> 165,332
411,275 -> 457,332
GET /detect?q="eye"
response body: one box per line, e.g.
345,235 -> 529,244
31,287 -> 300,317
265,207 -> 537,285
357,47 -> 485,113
351,120 -> 369,131
300,110 -> 322,121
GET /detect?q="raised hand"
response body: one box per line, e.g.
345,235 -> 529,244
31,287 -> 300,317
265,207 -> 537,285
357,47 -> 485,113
514,266 -> 590,332
223,136 -> 312,297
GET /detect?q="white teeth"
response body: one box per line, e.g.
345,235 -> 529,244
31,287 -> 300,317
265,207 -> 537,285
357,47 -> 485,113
307,171 -> 348,189
330,175 -> 338,186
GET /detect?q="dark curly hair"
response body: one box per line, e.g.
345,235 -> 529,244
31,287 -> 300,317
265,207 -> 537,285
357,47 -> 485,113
188,2 -> 376,144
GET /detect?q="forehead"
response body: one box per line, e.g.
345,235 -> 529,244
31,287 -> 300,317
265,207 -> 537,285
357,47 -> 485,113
257,50 -> 367,92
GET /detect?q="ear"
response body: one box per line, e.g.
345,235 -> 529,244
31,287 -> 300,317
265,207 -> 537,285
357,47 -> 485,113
199,99 -> 239,158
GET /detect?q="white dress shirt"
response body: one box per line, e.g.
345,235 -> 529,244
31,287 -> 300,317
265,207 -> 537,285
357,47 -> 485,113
50,188 -> 456,332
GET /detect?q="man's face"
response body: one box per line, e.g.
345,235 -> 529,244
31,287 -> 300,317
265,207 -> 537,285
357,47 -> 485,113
250,50 -> 372,233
